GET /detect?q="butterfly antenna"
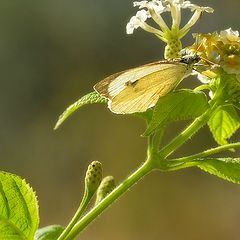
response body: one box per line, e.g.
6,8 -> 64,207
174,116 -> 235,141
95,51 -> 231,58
200,56 -> 220,67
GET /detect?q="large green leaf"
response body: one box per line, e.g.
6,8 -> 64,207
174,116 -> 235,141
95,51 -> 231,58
208,106 -> 240,145
196,158 -> 240,184
54,91 -> 107,129
144,90 -> 209,136
0,172 -> 39,240
224,73 -> 240,104
34,225 -> 64,240
133,109 -> 153,123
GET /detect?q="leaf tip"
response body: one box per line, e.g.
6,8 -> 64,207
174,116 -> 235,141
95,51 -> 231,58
53,121 -> 61,130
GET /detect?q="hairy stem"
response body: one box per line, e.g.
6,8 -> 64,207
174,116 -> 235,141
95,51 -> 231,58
57,189 -> 93,240
64,160 -> 153,240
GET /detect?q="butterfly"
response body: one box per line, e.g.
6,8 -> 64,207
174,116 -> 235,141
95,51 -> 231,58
94,54 -> 201,114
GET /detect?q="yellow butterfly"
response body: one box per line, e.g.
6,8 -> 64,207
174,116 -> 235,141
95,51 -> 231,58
94,55 -> 201,114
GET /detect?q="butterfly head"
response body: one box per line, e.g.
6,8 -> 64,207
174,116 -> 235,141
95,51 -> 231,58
179,53 -> 201,66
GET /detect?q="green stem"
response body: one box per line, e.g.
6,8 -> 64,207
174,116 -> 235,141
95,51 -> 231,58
159,102 -> 219,159
147,134 -> 154,153
170,142 -> 240,163
166,161 -> 199,171
57,190 -> 93,240
153,128 -> 165,150
64,160 -> 153,240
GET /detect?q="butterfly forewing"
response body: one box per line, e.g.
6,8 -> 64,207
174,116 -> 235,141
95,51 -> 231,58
94,61 -> 193,114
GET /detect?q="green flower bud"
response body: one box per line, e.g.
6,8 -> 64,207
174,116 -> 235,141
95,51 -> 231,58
95,176 -> 115,205
85,161 -> 102,194
164,38 -> 182,59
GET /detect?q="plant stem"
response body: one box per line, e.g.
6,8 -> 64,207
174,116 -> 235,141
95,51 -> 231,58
159,102 -> 219,159
64,160 -> 153,240
153,128 -> 165,150
170,142 -> 240,163
57,189 -> 92,240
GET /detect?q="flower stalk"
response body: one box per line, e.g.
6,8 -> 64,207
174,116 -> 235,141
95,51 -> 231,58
64,160 -> 154,240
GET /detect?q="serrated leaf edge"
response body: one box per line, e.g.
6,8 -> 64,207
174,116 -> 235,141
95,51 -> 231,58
197,164 -> 240,184
145,90 -> 209,136
54,91 -> 107,129
0,172 -> 39,240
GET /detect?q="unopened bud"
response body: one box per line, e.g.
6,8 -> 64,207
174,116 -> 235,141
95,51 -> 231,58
85,161 -> 102,194
164,38 -> 182,59
95,176 -> 115,205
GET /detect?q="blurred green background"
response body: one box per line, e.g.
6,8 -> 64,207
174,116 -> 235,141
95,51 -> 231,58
0,0 -> 239,239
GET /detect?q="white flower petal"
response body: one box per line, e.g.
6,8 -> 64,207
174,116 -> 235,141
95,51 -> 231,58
181,2 -> 213,12
202,7 -> 214,13
196,73 -> 211,83
220,28 -> 240,42
209,90 -> 214,99
126,16 -> 141,34
126,9 -> 164,35
181,1 -> 198,11
134,0 -> 169,13
126,9 -> 150,34
133,1 -> 148,8
136,9 -> 150,21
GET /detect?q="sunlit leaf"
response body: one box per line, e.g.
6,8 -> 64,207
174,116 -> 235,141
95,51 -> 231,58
144,90 -> 209,136
196,158 -> 240,184
208,106 -> 240,145
54,91 -> 107,129
133,109 -> 153,123
34,225 -> 64,240
0,172 -> 39,240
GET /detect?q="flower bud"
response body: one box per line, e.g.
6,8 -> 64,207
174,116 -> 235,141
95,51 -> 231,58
95,176 -> 115,205
164,38 -> 182,59
85,161 -> 102,194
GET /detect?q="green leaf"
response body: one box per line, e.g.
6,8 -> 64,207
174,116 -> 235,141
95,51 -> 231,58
34,225 -> 64,240
196,158 -> 240,184
144,90 -> 209,136
133,109 -> 153,123
234,102 -> 240,110
0,172 -> 39,240
54,91 -> 107,130
224,73 -> 240,104
208,106 -> 240,145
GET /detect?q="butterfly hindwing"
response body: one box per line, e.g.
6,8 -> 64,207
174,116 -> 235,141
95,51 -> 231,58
94,61 -> 192,114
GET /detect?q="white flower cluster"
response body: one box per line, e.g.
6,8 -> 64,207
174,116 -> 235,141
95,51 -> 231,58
191,28 -> 240,84
126,0 -> 213,42
220,28 -> 240,44
220,29 -> 240,80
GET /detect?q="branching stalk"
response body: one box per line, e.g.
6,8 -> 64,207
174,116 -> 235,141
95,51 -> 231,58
158,101 -> 219,159
64,159 -> 153,240
170,142 -> 240,163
